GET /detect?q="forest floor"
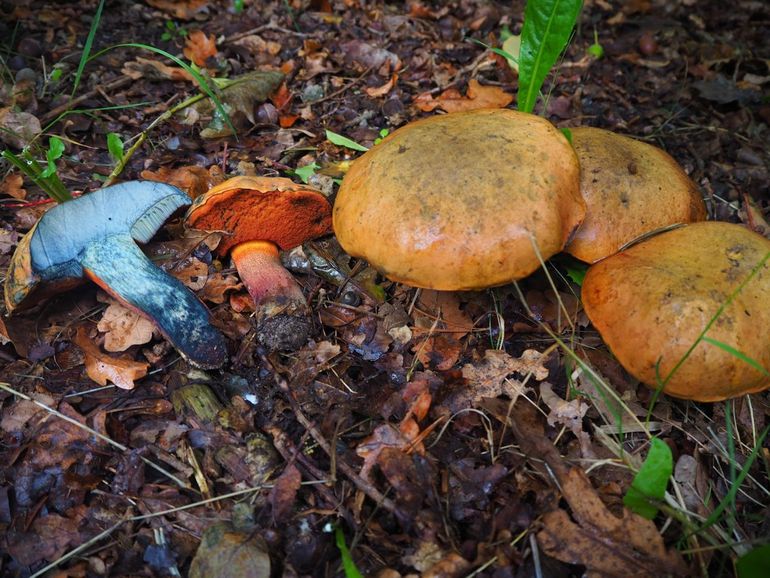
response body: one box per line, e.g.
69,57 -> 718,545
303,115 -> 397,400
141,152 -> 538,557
1,0 -> 770,576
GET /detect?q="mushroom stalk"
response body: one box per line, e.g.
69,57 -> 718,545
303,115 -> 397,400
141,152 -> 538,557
80,233 -> 227,369
230,240 -> 311,350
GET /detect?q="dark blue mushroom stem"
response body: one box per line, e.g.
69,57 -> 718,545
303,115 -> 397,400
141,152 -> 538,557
80,233 -> 227,369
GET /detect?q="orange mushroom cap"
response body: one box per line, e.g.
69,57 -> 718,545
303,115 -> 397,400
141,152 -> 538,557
565,127 -> 707,263
185,176 -> 332,255
332,109 -> 585,291
582,221 -> 770,401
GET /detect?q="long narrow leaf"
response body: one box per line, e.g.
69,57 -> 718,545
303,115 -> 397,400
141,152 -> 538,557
517,0 -> 582,113
71,0 -> 105,98
89,43 -> 237,138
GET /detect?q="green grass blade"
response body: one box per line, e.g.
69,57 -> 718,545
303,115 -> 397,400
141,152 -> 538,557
701,336 -> 770,377
695,424 -> 770,535
326,130 -> 369,152
517,0 -> 582,113
623,437 -> 672,519
334,526 -> 364,578
71,0 -> 105,98
89,43 -> 237,138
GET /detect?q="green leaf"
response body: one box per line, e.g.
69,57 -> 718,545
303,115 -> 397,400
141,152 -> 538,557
72,0 -> 105,98
560,126 -> 573,145
334,526 -> 364,578
107,132 -> 124,163
41,136 -> 65,178
326,130 -> 369,152
293,162 -> 320,184
502,34 -> 522,72
623,438 -> 672,519
517,0 -> 582,113
737,544 -> 770,578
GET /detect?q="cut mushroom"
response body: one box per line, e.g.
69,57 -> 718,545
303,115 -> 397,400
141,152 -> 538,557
4,181 -> 227,368
582,221 -> 770,401
565,127 -> 707,263
332,108 -> 585,290
185,176 -> 332,351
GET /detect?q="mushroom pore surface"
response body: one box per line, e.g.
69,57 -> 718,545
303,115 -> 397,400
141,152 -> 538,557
333,108 -> 585,291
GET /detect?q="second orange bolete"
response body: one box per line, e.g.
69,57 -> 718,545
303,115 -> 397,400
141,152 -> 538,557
186,176 -> 332,351
565,127 -> 707,263
582,221 -> 770,401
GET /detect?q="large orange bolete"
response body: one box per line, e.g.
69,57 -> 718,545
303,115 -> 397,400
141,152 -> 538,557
185,176 -> 332,351
333,109 -> 585,290
582,221 -> 770,401
565,127 -> 707,263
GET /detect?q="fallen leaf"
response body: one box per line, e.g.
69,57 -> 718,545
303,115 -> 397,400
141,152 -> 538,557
121,57 -> 194,82
270,463 -> 302,522
0,107 -> 42,148
74,326 -> 149,390
741,192 -> 770,238
539,382 -> 594,458
412,290 -> 474,338
0,229 -> 18,254
365,73 -> 398,97
537,468 -> 690,577
1,172 -> 26,199
413,79 -> 513,113
96,296 -> 157,352
189,523 -> 271,578
233,35 -> 282,58
141,165 -> 224,199
198,272 -> 242,304
145,0 -> 208,20
184,30 -> 218,67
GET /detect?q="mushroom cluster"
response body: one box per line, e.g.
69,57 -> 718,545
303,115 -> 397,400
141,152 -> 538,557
332,108 -> 769,402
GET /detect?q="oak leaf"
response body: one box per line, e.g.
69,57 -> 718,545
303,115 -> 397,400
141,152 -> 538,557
74,327 -> 149,390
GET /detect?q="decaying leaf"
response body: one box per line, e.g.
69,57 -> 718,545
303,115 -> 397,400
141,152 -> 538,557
184,30 -> 218,67
189,523 -> 271,578
1,172 -> 26,200
270,463 -> 302,522
365,73 -> 398,97
0,107 -> 42,148
74,326 -> 149,390
184,71 -> 284,138
145,0 -> 208,20
198,272 -> 242,304
121,57 -> 194,82
97,296 -> 157,352
413,79 -> 513,113
141,165 -> 224,199
539,381 -> 595,458
537,467 -> 690,577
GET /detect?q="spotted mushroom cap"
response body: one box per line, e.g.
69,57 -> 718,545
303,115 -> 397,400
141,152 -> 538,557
185,176 -> 332,255
565,127 -> 707,263
582,221 -> 770,401
332,108 -> 585,291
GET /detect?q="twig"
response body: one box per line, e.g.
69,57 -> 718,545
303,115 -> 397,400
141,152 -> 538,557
0,382 -> 191,490
41,76 -> 133,125
260,353 -> 398,514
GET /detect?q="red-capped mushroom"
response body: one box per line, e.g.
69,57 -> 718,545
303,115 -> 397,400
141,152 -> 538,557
185,176 -> 332,351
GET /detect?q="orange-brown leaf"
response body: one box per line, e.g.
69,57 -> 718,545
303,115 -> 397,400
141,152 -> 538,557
184,30 -> 218,67
74,327 -> 149,390
414,79 -> 513,113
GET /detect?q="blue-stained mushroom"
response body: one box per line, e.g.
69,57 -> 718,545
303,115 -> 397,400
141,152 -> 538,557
4,180 -> 227,369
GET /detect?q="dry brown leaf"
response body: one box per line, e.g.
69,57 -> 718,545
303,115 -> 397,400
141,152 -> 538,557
199,272 -> 242,304
183,30 -> 218,67
412,290 -> 474,338
145,0 -> 207,20
741,191 -> 770,238
365,73 -> 398,97
0,107 -> 42,148
233,35 -> 282,57
537,467 -> 690,577
539,382 -> 595,458
96,297 -> 156,352
74,327 -> 149,390
170,257 -> 209,291
0,229 -> 18,255
1,172 -> 26,200
121,57 -> 194,82
413,79 -> 513,113
270,463 -> 302,522
140,165 -> 224,200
